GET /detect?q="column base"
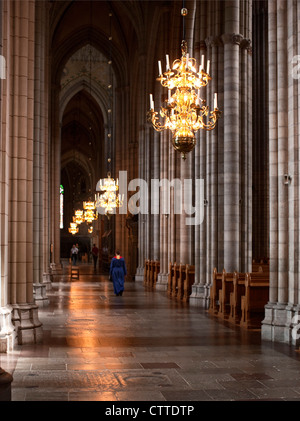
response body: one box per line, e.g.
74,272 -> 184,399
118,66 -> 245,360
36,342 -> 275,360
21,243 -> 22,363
50,263 -> 63,275
42,272 -> 53,291
11,303 -> 43,345
156,273 -> 168,291
0,306 -> 16,353
135,267 -> 144,283
189,284 -> 211,309
33,283 -> 50,307
261,303 -> 300,346
0,368 -> 13,401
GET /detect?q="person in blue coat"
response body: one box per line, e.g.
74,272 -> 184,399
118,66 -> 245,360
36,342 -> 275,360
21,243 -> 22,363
109,250 -> 127,296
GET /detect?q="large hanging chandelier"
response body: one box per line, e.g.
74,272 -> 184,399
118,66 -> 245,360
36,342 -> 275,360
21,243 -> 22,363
148,7 -> 221,160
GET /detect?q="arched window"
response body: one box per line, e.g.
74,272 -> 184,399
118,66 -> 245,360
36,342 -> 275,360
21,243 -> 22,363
60,184 -> 64,229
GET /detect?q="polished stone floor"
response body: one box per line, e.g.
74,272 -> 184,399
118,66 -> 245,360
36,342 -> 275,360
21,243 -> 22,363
1,263 -> 300,402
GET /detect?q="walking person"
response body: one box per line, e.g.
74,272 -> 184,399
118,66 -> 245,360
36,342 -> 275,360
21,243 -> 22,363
109,250 -> 127,296
70,244 -> 78,266
92,243 -> 99,271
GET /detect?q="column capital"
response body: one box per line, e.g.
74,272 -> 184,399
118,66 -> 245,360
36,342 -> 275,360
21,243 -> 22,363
240,38 -> 252,54
221,32 -> 244,46
205,35 -> 222,48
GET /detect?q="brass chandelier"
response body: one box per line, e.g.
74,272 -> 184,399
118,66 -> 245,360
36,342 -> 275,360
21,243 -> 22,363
95,172 -> 123,216
68,222 -> 79,235
73,209 -> 85,225
83,200 -> 98,223
148,7 -> 221,160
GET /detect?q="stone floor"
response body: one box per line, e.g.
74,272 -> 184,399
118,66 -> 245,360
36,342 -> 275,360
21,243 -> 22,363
1,263 -> 300,403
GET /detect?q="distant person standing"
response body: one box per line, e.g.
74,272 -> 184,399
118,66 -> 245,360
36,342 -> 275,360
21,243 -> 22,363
70,244 -> 78,266
75,243 -> 80,262
109,250 -> 127,296
92,243 -> 99,271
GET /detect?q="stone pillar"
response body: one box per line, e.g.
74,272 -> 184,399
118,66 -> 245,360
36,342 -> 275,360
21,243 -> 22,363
179,154 -> 192,265
0,0 -> 15,352
221,31 -> 242,273
190,25 -> 209,306
152,130 -> 160,261
156,130 -> 170,290
240,35 -> 253,273
32,0 -> 50,306
262,0 -> 300,345
134,98 -> 147,282
50,80 -> 62,273
8,0 -> 42,345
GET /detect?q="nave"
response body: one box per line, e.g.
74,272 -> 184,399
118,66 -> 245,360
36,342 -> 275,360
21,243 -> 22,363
1,263 -> 300,402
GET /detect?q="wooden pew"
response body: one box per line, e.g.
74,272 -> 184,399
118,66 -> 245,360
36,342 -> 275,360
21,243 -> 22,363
240,272 -> 269,329
144,259 -> 150,285
152,260 -> 160,287
172,263 -> 180,298
252,263 -> 269,273
167,262 -> 175,296
178,264 -> 195,301
144,260 -> 160,288
183,264 -> 195,302
167,262 -> 195,302
252,259 -> 269,273
208,268 -> 223,315
218,270 -> 235,319
228,271 -> 246,324
149,260 -> 155,286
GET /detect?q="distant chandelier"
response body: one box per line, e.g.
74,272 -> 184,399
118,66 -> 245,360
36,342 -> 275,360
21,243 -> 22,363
95,172 -> 124,215
83,200 -> 97,223
74,209 -> 84,225
68,222 -> 78,235
148,9 -> 221,160
83,200 -> 96,210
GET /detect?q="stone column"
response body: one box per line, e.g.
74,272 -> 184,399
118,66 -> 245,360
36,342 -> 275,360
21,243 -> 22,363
0,8 -> 14,402
0,0 -> 15,352
179,153 -> 192,265
221,30 -> 242,273
240,36 -> 253,273
8,0 -> 42,345
169,138 -> 177,265
156,130 -> 170,290
152,130 -> 160,261
190,39 -> 209,305
134,92 -> 147,282
262,0 -> 300,345
32,0 -> 50,305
